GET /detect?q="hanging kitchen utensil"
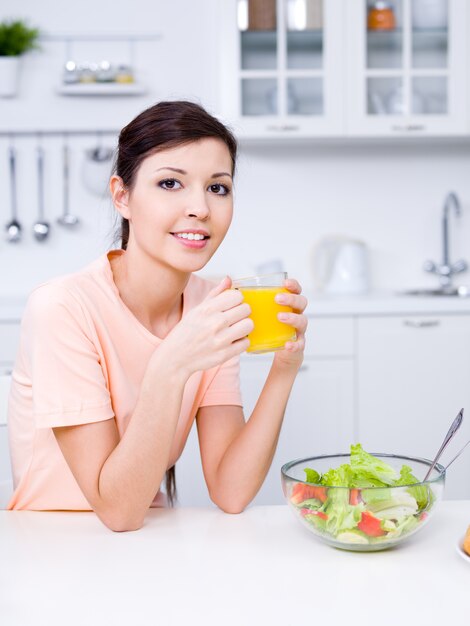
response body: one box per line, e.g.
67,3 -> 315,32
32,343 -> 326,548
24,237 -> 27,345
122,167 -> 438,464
32,145 -> 50,242
82,132 -> 114,197
5,145 -> 22,243
57,140 -> 79,228
423,408 -> 464,481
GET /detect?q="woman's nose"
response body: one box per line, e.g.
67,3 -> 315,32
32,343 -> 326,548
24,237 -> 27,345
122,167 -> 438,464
185,190 -> 210,220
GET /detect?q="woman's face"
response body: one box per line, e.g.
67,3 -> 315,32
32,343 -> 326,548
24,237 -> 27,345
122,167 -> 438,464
113,138 -> 234,274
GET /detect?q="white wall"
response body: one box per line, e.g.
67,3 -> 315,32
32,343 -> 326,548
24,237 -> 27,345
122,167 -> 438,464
1,0 -> 470,297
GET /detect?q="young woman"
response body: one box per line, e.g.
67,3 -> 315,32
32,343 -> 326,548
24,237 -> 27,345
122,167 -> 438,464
7,101 -> 308,531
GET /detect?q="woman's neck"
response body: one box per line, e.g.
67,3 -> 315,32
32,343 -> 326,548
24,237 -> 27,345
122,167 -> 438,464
110,247 -> 190,338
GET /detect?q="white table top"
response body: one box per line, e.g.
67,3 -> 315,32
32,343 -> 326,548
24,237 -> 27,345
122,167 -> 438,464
1,502 -> 470,626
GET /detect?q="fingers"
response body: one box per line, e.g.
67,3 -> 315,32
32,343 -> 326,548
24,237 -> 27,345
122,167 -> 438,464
283,335 -> 306,353
206,276 -> 232,299
222,301 -> 252,327
283,278 -> 302,294
223,317 -> 254,344
278,311 -> 308,337
275,291 -> 308,313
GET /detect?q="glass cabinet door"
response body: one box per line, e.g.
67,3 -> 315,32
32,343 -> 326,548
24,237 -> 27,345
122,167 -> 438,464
220,0 -> 344,136
347,0 -> 467,135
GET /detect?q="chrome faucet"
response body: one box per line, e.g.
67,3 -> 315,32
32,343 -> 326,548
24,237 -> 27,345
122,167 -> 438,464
424,191 -> 467,288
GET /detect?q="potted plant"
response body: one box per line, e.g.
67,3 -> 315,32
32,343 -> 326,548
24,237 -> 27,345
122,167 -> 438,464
0,19 -> 40,97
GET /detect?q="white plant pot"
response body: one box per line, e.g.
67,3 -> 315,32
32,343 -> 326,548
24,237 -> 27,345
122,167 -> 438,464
0,56 -> 21,97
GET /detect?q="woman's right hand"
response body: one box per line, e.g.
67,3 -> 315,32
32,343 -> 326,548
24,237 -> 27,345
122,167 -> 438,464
154,277 -> 253,378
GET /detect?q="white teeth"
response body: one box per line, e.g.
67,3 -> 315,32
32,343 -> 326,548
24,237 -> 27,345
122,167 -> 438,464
176,233 -> 205,240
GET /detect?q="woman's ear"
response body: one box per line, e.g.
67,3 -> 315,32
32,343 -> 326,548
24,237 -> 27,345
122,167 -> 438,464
110,175 -> 131,220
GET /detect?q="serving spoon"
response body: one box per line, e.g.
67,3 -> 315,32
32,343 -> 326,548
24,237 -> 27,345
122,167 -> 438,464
33,145 -> 50,242
442,437 -> 470,473
5,146 -> 22,243
57,141 -> 79,228
423,408 -> 464,481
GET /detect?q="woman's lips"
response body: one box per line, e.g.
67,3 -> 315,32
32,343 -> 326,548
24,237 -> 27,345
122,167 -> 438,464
171,233 -> 210,249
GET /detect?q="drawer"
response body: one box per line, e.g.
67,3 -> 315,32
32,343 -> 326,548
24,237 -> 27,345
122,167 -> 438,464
0,322 -> 21,363
305,317 -> 354,358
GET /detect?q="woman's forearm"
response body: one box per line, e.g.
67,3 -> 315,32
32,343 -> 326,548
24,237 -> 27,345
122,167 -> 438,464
210,360 -> 301,513
95,352 -> 188,530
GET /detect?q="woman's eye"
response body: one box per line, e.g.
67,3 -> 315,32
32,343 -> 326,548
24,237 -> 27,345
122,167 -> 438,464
159,178 -> 182,190
209,183 -> 230,196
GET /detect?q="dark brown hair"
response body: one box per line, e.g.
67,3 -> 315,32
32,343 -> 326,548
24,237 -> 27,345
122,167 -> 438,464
114,100 -> 238,505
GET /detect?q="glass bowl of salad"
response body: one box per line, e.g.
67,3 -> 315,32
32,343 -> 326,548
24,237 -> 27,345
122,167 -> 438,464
281,444 -> 445,551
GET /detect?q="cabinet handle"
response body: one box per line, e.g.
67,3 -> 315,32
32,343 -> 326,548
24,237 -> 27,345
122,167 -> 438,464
298,364 -> 309,372
266,124 -> 300,132
391,124 -> 426,132
0,368 -> 12,376
403,319 -> 440,328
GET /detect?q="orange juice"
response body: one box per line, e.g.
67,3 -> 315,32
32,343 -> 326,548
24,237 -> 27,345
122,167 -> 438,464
239,287 -> 297,353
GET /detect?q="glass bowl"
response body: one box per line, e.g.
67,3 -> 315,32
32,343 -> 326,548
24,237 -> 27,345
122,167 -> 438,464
281,453 -> 445,552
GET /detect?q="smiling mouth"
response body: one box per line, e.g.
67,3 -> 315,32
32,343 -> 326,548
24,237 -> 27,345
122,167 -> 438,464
171,232 -> 210,241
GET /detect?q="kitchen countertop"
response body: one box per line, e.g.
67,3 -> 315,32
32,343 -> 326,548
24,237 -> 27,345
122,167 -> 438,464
306,290 -> 470,316
3,291 -> 470,321
1,503 -> 469,626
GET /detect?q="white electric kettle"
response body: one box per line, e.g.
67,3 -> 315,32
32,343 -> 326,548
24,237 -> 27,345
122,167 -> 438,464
314,236 -> 370,295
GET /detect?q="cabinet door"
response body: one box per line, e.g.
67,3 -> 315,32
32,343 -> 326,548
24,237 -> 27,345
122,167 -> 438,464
219,0 -> 345,138
346,0 -> 468,136
0,371 -> 12,508
241,354 -> 355,505
357,315 -> 470,498
176,354 -> 354,506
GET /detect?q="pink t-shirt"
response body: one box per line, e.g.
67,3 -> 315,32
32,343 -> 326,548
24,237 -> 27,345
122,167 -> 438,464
7,250 -> 242,510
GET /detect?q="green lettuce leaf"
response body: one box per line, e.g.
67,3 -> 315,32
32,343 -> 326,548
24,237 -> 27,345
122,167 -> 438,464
304,468 -> 322,484
320,463 -> 354,487
296,498 -> 322,510
383,513 -> 420,539
393,465 -> 430,509
364,491 -> 418,520
349,443 -> 398,486
323,487 -> 364,535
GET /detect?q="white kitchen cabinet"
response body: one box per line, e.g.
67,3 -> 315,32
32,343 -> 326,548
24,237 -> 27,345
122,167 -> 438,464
357,314 -> 470,499
218,0 -> 345,139
176,317 -> 355,506
0,320 -> 19,507
239,353 -> 355,505
220,0 -> 469,139
347,0 -> 468,137
0,370 -> 13,509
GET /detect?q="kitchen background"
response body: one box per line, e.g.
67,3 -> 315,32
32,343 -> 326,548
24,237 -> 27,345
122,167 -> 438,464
2,0 -> 470,507
1,0 -> 469,295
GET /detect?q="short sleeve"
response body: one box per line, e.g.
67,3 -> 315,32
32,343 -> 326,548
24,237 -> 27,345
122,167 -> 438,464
199,355 -> 243,408
22,284 -> 114,429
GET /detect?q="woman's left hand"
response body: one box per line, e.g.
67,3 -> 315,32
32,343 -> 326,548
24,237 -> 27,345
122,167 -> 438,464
273,278 -> 308,370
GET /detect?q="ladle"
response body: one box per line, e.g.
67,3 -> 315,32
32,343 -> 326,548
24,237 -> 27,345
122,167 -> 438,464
32,145 -> 50,242
57,141 -> 79,227
5,146 -> 22,243
423,408 -> 464,481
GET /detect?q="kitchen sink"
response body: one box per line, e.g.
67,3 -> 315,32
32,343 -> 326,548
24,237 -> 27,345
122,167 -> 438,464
398,286 -> 470,297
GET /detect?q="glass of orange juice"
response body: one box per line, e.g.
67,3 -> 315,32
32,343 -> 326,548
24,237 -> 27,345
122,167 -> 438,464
233,272 -> 297,354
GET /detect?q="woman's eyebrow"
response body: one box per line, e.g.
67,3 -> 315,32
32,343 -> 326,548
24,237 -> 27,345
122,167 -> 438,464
156,167 -> 187,174
155,167 -> 232,179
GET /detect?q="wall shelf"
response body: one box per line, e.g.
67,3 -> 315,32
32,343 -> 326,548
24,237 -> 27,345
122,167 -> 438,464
56,83 -> 148,96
